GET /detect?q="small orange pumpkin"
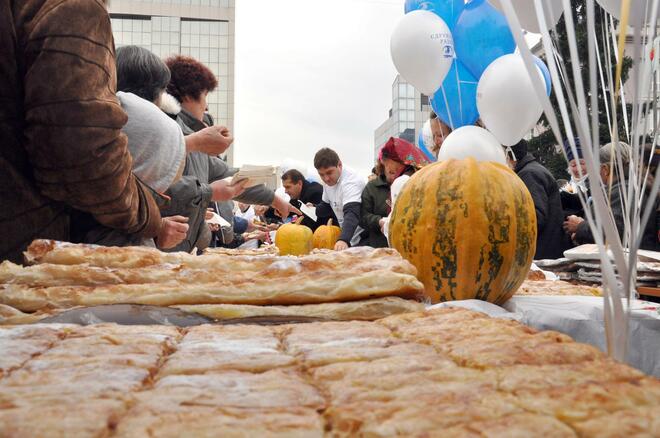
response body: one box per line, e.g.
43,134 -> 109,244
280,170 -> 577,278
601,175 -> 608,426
313,219 -> 342,249
275,217 -> 313,256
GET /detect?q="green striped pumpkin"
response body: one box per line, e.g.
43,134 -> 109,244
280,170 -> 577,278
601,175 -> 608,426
389,158 -> 537,304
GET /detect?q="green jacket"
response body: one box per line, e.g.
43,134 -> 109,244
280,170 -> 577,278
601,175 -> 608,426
359,175 -> 391,248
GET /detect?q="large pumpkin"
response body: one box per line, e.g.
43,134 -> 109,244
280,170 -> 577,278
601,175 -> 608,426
313,219 -> 341,249
275,217 -> 313,256
389,158 -> 536,304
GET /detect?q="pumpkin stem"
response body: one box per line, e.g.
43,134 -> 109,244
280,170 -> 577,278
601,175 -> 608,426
327,219 -> 333,227
294,216 -> 304,225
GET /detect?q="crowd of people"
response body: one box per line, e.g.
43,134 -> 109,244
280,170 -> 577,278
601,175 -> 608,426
211,112 -> 659,259
1,2 -> 657,264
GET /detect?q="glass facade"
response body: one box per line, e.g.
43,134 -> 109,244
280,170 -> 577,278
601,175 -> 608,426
111,15 -> 231,131
374,75 -> 432,160
393,80 -> 416,134
108,0 -> 234,162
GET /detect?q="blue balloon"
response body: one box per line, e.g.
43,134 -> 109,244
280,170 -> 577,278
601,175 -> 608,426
417,129 -> 436,162
404,0 -> 465,29
533,56 -> 552,96
452,0 -> 516,80
431,60 -> 479,129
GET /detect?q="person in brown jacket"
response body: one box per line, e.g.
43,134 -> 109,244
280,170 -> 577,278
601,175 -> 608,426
0,0 -> 187,263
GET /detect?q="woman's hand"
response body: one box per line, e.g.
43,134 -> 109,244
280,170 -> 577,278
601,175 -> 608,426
244,231 -> 269,242
186,125 -> 233,156
211,179 -> 248,201
155,216 -> 189,249
247,221 -> 269,233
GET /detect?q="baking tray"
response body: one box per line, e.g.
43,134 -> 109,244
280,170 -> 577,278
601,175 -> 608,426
37,304 -> 328,326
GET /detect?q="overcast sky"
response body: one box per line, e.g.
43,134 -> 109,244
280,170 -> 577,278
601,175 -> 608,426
233,0 -> 403,177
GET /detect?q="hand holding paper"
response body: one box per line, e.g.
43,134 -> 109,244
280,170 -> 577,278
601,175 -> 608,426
211,179 -> 248,201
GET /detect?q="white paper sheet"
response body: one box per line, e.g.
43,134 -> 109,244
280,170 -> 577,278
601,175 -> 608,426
299,203 -> 317,222
206,212 -> 231,227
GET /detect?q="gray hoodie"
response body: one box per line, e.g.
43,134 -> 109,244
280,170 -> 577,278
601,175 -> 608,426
117,92 -> 185,193
77,92 -> 185,247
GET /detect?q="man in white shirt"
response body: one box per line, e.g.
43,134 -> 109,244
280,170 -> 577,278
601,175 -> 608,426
313,148 -> 366,250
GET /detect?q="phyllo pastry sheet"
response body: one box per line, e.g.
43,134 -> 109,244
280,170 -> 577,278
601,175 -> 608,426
0,308 -> 658,437
4,243 -> 424,312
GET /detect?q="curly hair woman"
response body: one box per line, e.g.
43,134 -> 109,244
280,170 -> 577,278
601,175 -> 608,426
164,55 -> 218,133
360,137 -> 430,248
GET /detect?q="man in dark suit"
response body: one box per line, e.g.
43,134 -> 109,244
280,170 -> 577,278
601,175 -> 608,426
505,140 -> 570,259
281,169 -> 325,230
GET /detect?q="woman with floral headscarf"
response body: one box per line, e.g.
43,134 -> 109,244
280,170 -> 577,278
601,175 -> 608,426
359,137 -> 430,248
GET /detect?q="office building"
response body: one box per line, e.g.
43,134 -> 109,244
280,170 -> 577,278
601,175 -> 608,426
108,0 -> 235,164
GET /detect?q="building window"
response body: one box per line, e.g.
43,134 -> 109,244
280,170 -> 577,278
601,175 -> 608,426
420,94 -> 429,108
110,14 -> 231,127
399,83 -> 407,99
407,84 -> 415,97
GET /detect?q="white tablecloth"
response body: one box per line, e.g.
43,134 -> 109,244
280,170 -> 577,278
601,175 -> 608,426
429,297 -> 660,377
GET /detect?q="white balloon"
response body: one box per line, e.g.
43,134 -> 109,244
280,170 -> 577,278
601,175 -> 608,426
306,166 -> 321,184
477,54 -> 544,146
422,120 -> 434,151
437,126 -> 507,164
280,158 -> 307,175
390,10 -> 455,95
489,0 -> 563,33
391,175 -> 411,209
597,0 -> 653,26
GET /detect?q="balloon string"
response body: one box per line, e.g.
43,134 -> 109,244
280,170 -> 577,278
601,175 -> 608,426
614,0 -> 632,99
429,96 -> 450,145
453,62 -> 464,126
